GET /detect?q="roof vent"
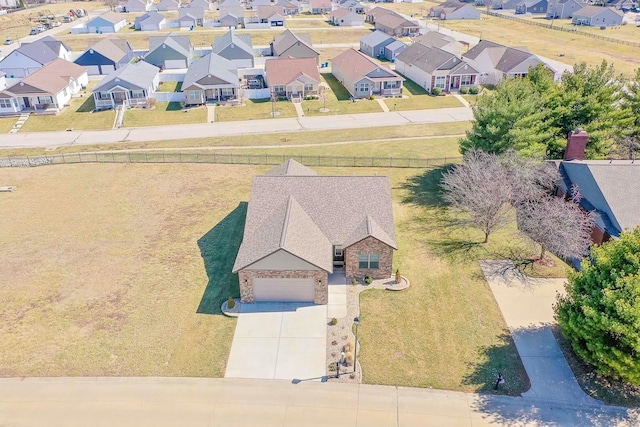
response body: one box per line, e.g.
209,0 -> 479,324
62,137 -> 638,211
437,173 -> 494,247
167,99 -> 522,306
208,74 -> 212,78
20,82 -> 24,86
89,49 -> 94,54
115,78 -> 120,82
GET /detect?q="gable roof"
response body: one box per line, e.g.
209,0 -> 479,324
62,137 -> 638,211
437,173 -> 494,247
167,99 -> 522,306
265,159 -> 318,176
463,39 -> 538,73
93,60 -> 159,92
397,43 -> 477,74
212,30 -> 253,56
12,36 -> 69,65
331,7 -> 358,18
148,34 -> 193,57
265,57 -> 320,86
219,0 -> 241,7
6,59 -> 86,95
182,53 -> 238,88
125,0 -> 149,9
310,0 -> 332,7
573,5 -> 623,17
375,11 -> 419,29
188,0 -> 211,8
82,36 -> 131,63
385,39 -> 407,52
135,11 -> 166,26
233,161 -> 397,272
91,11 -> 126,25
271,29 -> 318,56
157,0 -> 180,9
179,6 -> 205,19
366,6 -> 396,19
413,31 -> 459,50
332,48 -> 403,82
257,4 -> 285,19
360,30 -> 394,46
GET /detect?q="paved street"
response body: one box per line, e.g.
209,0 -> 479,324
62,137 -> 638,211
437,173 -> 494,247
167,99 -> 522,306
0,107 -> 473,149
0,377 -> 637,426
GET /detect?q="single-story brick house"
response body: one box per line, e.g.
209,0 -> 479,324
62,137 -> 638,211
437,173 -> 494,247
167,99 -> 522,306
233,159 -> 397,304
264,57 -> 321,99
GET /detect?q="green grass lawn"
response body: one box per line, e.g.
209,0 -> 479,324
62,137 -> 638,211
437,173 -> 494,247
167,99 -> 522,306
384,79 -> 463,111
0,117 -> 16,133
302,73 -> 383,116
214,98 -> 298,122
19,83 -> 116,133
123,102 -> 207,128
157,81 -> 183,93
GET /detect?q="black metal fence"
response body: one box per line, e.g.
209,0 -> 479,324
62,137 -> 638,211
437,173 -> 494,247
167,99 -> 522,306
0,152 -> 463,169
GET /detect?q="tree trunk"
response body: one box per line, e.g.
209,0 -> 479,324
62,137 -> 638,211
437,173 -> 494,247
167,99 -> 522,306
483,231 -> 489,244
540,245 -> 546,261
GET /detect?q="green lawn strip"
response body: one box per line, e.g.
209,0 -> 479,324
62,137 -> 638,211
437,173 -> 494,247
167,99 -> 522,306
214,98 -> 298,122
0,117 -> 17,133
19,83 -> 116,132
384,79 -> 463,111
123,102 -> 206,128
302,73 -> 383,116
157,81 -> 183,93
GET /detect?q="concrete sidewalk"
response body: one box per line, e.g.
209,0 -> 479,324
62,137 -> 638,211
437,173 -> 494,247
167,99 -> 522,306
0,377 -> 636,426
0,107 -> 473,149
480,260 -> 601,406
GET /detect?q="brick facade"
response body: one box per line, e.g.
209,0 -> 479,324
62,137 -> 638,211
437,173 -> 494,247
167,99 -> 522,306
344,236 -> 394,280
238,269 -> 328,304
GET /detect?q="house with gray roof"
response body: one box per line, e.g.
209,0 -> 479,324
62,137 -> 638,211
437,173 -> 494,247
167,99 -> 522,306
157,0 -> 181,11
514,0 -> 548,14
145,34 -> 194,69
546,0 -> 586,18
572,5 -> 623,26
332,48 -> 404,98
134,11 -> 167,31
212,31 -> 254,68
384,40 -> 407,61
74,36 -> 134,75
413,31 -> 464,56
277,0 -> 302,15
339,0 -> 365,14
182,53 -> 239,105
85,11 -> 128,33
359,30 -> 395,59
0,36 -> 71,78
270,29 -> 319,64
92,61 -> 160,110
219,0 -> 244,22
395,43 -> 479,93
123,0 -> 153,12
430,0 -> 482,19
255,5 -> 286,26
233,159 -> 397,304
189,0 -> 213,10
330,7 -> 364,26
178,7 -> 205,27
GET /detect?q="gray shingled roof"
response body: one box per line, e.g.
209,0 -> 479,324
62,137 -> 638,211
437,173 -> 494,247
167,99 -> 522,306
463,39 -> 537,73
13,36 -> 69,66
182,53 -> 238,88
84,37 -> 130,63
559,160 -> 640,236
233,161 -> 397,272
93,60 -> 160,92
148,34 -> 193,56
574,5 -> 622,17
271,29 -> 317,56
212,31 -> 253,56
179,6 -> 205,19
360,30 -> 394,47
385,40 -> 407,52
265,159 -> 318,176
135,11 -> 166,27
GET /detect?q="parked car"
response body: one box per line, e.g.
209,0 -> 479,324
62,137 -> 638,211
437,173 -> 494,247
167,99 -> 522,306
4,38 -> 13,45
29,28 -> 40,35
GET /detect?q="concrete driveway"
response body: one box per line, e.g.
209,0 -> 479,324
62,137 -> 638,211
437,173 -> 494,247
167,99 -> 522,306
225,303 -> 327,381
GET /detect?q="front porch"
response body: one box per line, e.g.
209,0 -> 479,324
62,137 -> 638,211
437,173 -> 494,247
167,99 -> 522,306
94,90 -> 149,110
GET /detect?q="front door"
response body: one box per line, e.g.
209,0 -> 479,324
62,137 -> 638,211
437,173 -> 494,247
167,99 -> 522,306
333,245 -> 344,267
112,91 -> 127,104
23,97 -> 30,108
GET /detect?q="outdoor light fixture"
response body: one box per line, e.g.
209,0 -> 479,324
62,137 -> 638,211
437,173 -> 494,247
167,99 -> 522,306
353,317 -> 360,374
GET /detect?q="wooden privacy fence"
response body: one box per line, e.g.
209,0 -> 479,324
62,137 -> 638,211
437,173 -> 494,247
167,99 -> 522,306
0,152 -> 463,169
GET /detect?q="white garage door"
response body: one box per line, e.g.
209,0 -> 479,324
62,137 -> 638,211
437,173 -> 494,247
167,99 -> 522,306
165,59 -> 187,69
85,65 -> 100,75
253,277 -> 315,302
100,65 -> 116,74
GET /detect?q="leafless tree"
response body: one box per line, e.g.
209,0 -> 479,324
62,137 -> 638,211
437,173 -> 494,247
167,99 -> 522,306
441,150 -> 513,244
499,150 -> 559,206
104,0 -> 120,11
610,135 -> 640,161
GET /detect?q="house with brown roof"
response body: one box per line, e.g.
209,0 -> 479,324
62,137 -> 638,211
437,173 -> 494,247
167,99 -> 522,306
374,10 -> 421,36
256,5 -> 286,26
330,7 -> 364,26
265,57 -> 321,99
270,29 -> 320,64
0,59 -> 88,115
74,36 -> 134,75
365,7 -> 394,24
233,159 -> 397,304
331,48 -> 404,98
309,0 -> 333,13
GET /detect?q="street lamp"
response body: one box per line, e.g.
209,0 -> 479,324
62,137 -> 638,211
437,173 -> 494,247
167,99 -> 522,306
353,317 -> 360,374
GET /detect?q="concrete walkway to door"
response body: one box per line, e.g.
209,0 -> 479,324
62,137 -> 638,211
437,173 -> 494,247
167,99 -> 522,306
480,260 -> 601,406
225,303 -> 327,381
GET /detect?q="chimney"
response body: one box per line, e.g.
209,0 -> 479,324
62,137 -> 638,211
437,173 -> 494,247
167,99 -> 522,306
564,128 -> 588,160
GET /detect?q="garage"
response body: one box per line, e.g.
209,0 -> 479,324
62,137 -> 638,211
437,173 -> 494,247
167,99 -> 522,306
165,59 -> 187,69
85,65 -> 101,75
253,277 -> 315,302
100,64 -> 116,74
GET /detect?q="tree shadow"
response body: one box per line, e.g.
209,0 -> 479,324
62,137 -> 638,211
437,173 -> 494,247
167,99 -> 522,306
196,202 -> 247,315
401,165 -> 454,208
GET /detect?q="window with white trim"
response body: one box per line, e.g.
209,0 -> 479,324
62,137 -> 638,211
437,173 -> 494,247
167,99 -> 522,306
188,90 -> 201,100
221,88 -> 234,96
98,92 -> 111,100
0,99 -> 12,108
460,75 -> 472,86
131,90 -> 145,99
334,246 -> 343,258
358,82 -> 369,92
384,81 -> 400,89
358,253 -> 379,269
38,96 -> 53,104
272,85 -> 285,93
434,75 -> 446,89
304,83 -> 314,92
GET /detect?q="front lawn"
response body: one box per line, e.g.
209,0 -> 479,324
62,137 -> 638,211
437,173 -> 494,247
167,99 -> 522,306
384,79 -> 463,111
122,102 -> 207,127
214,98 -> 297,122
0,117 -> 16,133
302,73 -> 383,116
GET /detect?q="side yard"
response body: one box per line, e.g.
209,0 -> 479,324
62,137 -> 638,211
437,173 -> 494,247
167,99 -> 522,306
214,98 -> 297,122
122,102 -> 207,128
302,73 -> 383,116
384,79 -> 463,111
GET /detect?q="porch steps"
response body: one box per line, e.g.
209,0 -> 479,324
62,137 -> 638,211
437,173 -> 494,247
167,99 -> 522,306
9,113 -> 30,134
114,105 -> 126,129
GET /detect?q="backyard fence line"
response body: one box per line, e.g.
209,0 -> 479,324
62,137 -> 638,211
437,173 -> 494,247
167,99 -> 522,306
0,152 -> 463,169
481,10 -> 640,48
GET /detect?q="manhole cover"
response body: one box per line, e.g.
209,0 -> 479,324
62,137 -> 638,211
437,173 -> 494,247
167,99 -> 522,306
394,351 -> 403,359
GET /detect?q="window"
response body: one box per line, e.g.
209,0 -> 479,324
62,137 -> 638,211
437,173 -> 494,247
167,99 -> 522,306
0,99 -> 12,108
304,84 -> 314,92
188,90 -> 201,100
358,82 -> 369,92
384,81 -> 400,89
272,85 -> 285,93
334,246 -> 343,258
434,75 -> 446,89
460,75 -> 473,86
131,90 -> 145,99
358,253 -> 379,269
37,96 -> 53,104
221,88 -> 234,96
98,92 -> 111,100
379,47 -> 385,55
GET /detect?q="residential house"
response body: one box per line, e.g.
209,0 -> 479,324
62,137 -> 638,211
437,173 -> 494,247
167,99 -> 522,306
189,0 -> 213,10
219,12 -> 242,27
514,0 -> 548,14
92,61 -> 160,110
395,42 -> 479,92
365,6 -> 394,24
123,0 -> 153,12
0,59 -> 88,115
219,0 -> 244,18
257,5 -> 286,26
182,53 -> 239,104
430,0 -> 481,19
374,10 -> 420,36
546,0 -> 586,18
359,30 -> 395,59
212,30 -> 255,68
157,0 -> 181,11
572,5 -> 623,26
384,40 -> 407,61
330,7 -> 365,26
0,72 -> 5,92
462,39 -> 546,84
489,0 -> 520,9
134,11 -> 167,31
339,0 -> 365,14
248,0 -> 272,9
145,34 -> 194,69
309,0 -> 333,13
607,0 -> 637,10
233,159 -> 397,304
556,130 -> 640,245
265,57 -> 321,99
331,48 -> 404,98
277,0 -> 302,15
270,30 -> 320,64
178,7 -> 205,27
0,36 -> 71,78
86,12 -> 128,33
412,31 -> 464,56
74,36 -> 134,75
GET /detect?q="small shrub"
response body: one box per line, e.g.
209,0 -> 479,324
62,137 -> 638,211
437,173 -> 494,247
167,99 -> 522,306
344,340 -> 354,352
351,277 -> 359,285
459,87 -> 469,94
330,317 -> 338,326
345,351 -> 354,366
147,97 -> 157,108
431,87 -> 441,96
328,362 -> 338,372
227,296 -> 235,309
469,86 -> 480,95
364,276 -> 373,285
395,269 -> 401,284
369,95 -> 376,100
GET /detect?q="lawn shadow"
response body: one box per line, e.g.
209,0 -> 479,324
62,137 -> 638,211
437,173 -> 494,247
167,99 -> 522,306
166,102 -> 183,111
196,202 -> 247,315
401,165 -> 453,208
76,95 -> 96,113
321,73 -> 351,101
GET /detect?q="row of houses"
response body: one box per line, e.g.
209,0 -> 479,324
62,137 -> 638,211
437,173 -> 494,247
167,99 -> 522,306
487,0 -> 625,26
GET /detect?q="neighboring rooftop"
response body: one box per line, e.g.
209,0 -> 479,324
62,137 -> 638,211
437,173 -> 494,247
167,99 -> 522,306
6,59 -> 86,94
271,29 -> 317,56
360,30 -> 394,46
84,37 -> 131,63
93,60 -> 159,91
13,36 -> 70,65
182,53 -> 238,88
148,34 -> 193,56
265,57 -> 321,86
332,48 -> 402,82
